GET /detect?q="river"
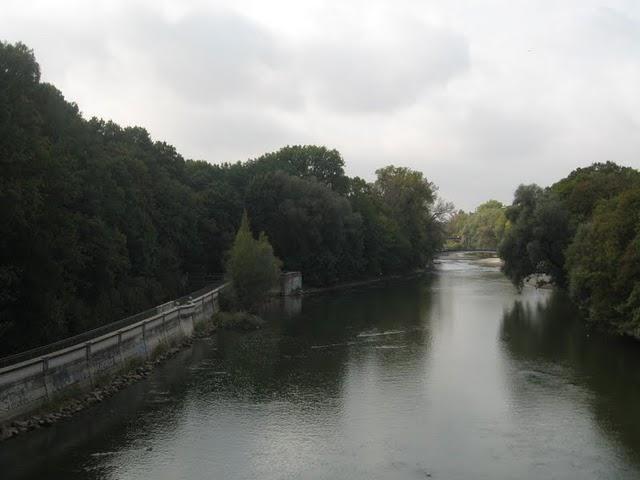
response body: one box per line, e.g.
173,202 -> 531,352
3,252 -> 640,479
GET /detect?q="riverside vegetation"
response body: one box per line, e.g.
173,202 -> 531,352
448,163 -> 640,337
0,216 -> 276,443
0,42 -> 450,353
497,162 -> 640,337
446,200 -> 509,251
0,197 -> 278,441
2,39 -> 639,356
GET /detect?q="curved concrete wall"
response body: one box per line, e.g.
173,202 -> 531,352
0,285 -> 223,423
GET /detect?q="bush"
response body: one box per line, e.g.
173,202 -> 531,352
225,212 -> 282,311
213,311 -> 265,331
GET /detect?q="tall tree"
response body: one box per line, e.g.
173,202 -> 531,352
225,212 -> 281,311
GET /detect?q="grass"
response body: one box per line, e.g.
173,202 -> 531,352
151,341 -> 169,360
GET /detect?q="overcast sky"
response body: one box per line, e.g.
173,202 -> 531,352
3,0 -> 640,209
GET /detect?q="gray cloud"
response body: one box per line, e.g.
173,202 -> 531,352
300,24 -> 470,113
120,9 -> 300,108
1,0 -> 640,210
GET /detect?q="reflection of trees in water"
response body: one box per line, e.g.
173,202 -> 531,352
0,343 -> 213,480
500,291 -> 640,465
2,278 -> 436,480
217,277 -> 435,402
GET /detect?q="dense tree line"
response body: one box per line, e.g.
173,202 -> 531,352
498,162 -> 640,336
0,42 -> 447,352
446,200 -> 509,250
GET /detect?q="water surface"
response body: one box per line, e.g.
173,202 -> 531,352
3,253 -> 640,479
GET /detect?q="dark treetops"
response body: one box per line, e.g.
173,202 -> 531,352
0,42 -> 447,352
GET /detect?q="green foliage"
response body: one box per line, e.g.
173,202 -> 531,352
225,212 -> 282,311
566,189 -> 640,331
447,200 -> 508,250
0,42 -> 448,353
373,166 -> 447,268
499,185 -> 575,287
213,311 -> 265,331
498,161 -> 640,334
246,172 -> 363,285
249,145 -> 349,194
551,161 -> 640,224
498,185 -> 546,287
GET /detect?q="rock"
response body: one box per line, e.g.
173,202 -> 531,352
1,426 -> 19,440
12,420 -> 29,429
39,418 -> 53,427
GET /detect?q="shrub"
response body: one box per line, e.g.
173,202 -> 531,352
213,311 -> 265,331
225,212 -> 282,311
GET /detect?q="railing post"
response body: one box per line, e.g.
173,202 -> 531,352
117,331 -> 124,366
85,342 -> 94,386
162,313 -> 168,341
142,321 -> 149,358
42,356 -> 52,401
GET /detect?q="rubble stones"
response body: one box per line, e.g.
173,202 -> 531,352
0,330 -> 203,442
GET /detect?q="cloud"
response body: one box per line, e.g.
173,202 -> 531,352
1,0 -> 640,210
299,22 -> 470,113
119,8 -> 301,109
109,8 -> 470,114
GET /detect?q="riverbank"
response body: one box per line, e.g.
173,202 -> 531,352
0,317 -> 221,443
0,307 -> 274,443
0,270 -> 432,442
6,255 -> 639,480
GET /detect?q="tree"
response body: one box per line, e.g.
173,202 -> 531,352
373,165 -> 440,267
0,41 -> 447,353
500,163 -> 640,290
566,188 -> 640,330
446,200 -> 508,250
551,161 -> 640,225
498,184 -> 545,288
497,163 -> 640,335
225,212 -> 282,311
246,171 -> 363,285
247,145 -> 349,194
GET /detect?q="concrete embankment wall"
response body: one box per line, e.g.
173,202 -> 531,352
278,272 -> 302,296
0,285 -> 224,423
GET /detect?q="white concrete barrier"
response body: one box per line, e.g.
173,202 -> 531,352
0,284 -> 226,423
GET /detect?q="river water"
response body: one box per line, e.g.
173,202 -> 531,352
3,252 -> 640,479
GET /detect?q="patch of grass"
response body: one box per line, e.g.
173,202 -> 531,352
151,341 -> 169,360
123,356 -> 145,371
37,385 -> 85,413
193,319 -> 209,335
93,371 -> 115,388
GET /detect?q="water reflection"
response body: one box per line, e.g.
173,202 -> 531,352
4,257 -> 640,479
500,289 -> 640,473
0,343 -> 217,479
